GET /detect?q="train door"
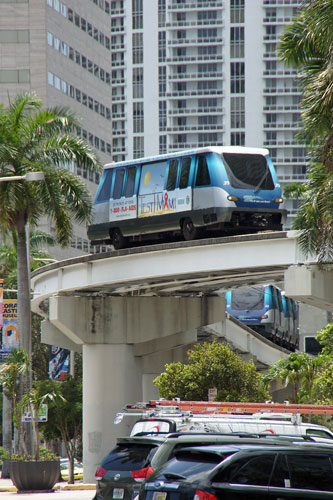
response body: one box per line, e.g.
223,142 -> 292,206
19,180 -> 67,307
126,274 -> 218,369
273,287 -> 283,340
193,154 -> 212,210
110,166 -> 138,223
164,157 -> 192,215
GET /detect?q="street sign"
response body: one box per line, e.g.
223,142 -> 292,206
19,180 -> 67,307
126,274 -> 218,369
22,404 -> 48,422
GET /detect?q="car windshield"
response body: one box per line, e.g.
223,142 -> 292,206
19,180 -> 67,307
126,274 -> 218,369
102,443 -> 159,471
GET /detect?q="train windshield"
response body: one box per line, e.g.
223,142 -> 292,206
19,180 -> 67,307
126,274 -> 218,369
230,286 -> 265,310
221,153 -> 275,191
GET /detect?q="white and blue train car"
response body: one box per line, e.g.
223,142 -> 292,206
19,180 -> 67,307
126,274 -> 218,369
225,285 -> 299,351
87,146 -> 287,249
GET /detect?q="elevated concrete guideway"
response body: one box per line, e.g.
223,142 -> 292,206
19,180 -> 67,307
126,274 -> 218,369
30,230 -> 333,482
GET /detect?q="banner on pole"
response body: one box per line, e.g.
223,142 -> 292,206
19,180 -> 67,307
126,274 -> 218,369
49,346 -> 69,381
0,299 -> 18,360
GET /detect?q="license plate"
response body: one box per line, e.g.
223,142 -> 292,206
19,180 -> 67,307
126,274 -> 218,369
152,492 -> 167,500
113,488 -> 124,499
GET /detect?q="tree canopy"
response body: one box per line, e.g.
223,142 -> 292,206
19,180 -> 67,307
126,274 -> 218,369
154,340 -> 268,402
279,1 -> 333,260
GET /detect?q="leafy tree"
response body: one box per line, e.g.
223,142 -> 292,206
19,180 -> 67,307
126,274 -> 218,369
154,340 -> 268,402
263,352 -> 329,403
316,323 -> 333,356
37,377 -> 82,484
0,349 -> 30,456
0,92 -> 102,372
279,1 -> 333,260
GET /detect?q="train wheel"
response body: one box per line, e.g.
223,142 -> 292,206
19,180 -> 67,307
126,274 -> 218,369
182,218 -> 199,241
112,228 -> 126,250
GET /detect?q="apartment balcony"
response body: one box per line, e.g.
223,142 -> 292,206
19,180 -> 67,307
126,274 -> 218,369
111,95 -> 126,102
263,69 -> 297,77
263,16 -> 293,24
111,146 -> 127,154
167,124 -> 223,132
169,71 -> 223,81
111,79 -> 125,86
111,27 -> 125,34
111,113 -> 126,119
264,122 -> 301,130
168,107 -> 223,116
264,105 -> 299,112
167,54 -> 223,63
263,0 -> 300,5
111,60 -> 126,68
168,1 -> 223,11
263,52 -> 278,59
111,129 -> 127,137
166,20 -> 222,28
168,37 -> 223,47
110,8 -> 125,17
166,89 -> 223,98
263,87 -> 300,95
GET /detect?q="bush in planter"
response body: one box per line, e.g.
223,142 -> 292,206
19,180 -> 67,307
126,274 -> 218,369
0,446 -> 10,467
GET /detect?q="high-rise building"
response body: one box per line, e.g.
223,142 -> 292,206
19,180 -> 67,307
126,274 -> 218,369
0,0 -> 113,259
111,0 -> 305,228
0,0 -> 305,260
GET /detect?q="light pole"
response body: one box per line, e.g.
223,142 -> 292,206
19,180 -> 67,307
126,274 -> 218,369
0,171 -> 45,455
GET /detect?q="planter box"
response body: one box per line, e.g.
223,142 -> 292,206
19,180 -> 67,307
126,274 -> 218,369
9,460 -> 60,492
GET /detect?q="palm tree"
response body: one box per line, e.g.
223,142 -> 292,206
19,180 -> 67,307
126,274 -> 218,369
279,1 -> 333,260
0,228 -> 57,297
0,92 -> 102,365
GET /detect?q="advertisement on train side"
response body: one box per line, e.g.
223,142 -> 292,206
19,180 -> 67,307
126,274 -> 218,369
138,162 -> 191,217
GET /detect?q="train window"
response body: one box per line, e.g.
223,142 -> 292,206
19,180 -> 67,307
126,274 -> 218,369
97,170 -> 113,202
167,160 -> 179,191
125,166 -> 137,198
113,168 -> 125,199
179,157 -> 191,189
222,153 -> 275,190
195,155 -> 211,186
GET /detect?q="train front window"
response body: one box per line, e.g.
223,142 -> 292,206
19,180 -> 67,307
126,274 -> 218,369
222,153 -> 275,190
230,286 -> 265,310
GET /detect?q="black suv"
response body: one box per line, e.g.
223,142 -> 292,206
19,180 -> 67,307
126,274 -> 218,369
141,444 -> 333,500
93,435 -> 168,500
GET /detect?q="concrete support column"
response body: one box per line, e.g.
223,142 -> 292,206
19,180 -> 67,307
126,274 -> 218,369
83,344 -> 143,482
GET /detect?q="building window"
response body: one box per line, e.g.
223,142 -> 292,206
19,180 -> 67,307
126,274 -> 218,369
133,102 -> 144,133
158,0 -> 166,27
159,135 -> 167,154
230,27 -> 244,58
159,66 -> 166,97
133,136 -> 144,158
159,101 -> 166,131
133,67 -> 143,98
230,96 -> 245,128
132,32 -> 143,64
158,31 -> 166,62
230,62 -> 245,93
230,0 -> 244,24
132,0 -> 143,29
231,132 -> 245,145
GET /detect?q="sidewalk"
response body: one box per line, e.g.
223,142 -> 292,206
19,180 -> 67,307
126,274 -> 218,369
0,477 -> 96,492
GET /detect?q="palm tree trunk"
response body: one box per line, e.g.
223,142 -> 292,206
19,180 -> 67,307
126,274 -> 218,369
16,212 -> 31,358
16,212 -> 33,455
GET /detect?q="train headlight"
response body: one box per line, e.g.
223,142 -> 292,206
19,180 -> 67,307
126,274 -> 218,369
227,195 -> 240,202
261,314 -> 269,319
273,197 -> 283,203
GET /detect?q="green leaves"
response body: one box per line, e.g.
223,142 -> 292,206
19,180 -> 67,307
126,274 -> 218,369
154,340 -> 268,402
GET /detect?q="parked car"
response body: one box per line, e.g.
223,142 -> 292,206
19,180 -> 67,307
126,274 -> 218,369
93,432 -> 314,500
142,444 -> 333,500
59,458 -> 83,481
93,434 -> 169,500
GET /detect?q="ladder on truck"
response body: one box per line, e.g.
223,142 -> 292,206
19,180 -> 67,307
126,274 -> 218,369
124,400 -> 333,416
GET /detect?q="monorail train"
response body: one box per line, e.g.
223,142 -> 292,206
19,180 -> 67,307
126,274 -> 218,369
87,146 -> 287,249
225,285 -> 299,351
